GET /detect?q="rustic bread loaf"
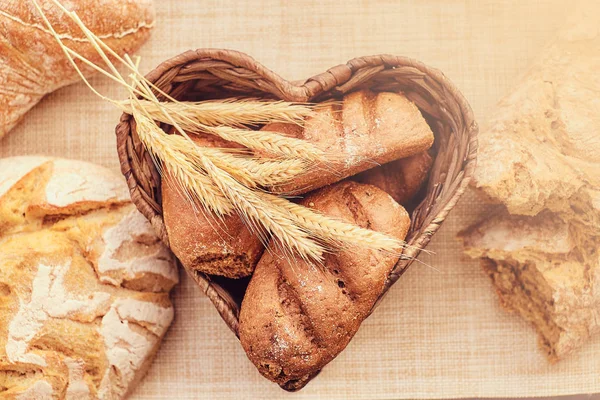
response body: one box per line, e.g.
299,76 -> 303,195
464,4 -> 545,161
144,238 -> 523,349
262,90 -> 434,194
239,181 -> 410,389
0,0 -> 154,138
0,156 -> 177,399
353,151 -> 433,205
461,4 -> 600,361
162,134 -> 264,279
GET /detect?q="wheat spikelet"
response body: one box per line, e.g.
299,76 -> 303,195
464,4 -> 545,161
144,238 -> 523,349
267,195 -> 403,252
238,157 -> 307,186
201,148 -> 307,187
190,144 -> 325,261
120,98 -> 312,127
131,106 -> 233,216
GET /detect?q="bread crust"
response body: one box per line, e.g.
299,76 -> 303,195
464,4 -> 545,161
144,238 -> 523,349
0,156 -> 177,399
0,0 -> 155,137
239,181 -> 410,387
353,151 -> 433,205
263,90 -> 434,194
162,134 -> 264,279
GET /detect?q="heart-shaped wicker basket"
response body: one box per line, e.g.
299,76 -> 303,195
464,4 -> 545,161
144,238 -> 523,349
115,49 -> 477,390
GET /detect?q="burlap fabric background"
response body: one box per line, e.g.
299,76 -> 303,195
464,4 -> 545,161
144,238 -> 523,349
2,1 -> 598,398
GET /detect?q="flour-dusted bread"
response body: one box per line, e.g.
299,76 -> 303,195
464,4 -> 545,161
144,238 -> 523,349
239,181 -> 410,389
0,156 -> 178,399
353,151 -> 432,205
0,0 -> 155,138
162,134 -> 264,279
263,90 -> 434,194
461,4 -> 600,361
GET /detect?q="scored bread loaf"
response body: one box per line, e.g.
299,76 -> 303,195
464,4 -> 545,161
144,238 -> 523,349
353,151 -> 433,205
239,181 -> 410,389
162,134 -> 264,279
0,0 -> 154,138
0,156 -> 177,399
262,90 -> 434,194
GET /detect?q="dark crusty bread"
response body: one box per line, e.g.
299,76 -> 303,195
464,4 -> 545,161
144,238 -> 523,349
162,134 -> 264,278
262,90 -> 434,194
238,181 -> 410,389
354,151 -> 433,205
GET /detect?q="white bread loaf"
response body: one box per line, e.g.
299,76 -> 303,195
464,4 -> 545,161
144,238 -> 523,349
0,0 -> 155,138
0,156 -> 178,399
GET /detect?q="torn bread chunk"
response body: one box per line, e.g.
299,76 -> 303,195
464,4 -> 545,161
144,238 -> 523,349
460,211 -> 600,360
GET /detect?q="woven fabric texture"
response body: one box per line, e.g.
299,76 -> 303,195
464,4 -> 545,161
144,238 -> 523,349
1,0 -> 598,398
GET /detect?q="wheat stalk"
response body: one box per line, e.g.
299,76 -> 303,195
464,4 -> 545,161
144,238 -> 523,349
131,105 -> 329,162
34,0 -> 410,264
120,98 -> 312,128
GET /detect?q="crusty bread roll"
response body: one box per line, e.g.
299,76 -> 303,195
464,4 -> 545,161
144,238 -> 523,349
0,0 -> 155,138
162,135 -> 264,279
0,156 -> 177,399
262,90 -> 434,194
353,151 -> 433,205
239,181 -> 410,389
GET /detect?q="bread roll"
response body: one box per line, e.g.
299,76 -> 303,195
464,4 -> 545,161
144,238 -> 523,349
239,181 -> 410,389
0,156 -> 177,399
353,151 -> 433,205
0,0 -> 155,138
262,90 -> 434,194
162,135 -> 264,278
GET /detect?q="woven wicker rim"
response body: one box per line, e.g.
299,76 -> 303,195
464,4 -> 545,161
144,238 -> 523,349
115,48 -> 478,388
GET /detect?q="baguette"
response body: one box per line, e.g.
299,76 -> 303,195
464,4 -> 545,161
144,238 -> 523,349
239,181 -> 410,389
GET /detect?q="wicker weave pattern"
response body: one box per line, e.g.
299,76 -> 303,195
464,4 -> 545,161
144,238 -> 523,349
115,48 -> 478,364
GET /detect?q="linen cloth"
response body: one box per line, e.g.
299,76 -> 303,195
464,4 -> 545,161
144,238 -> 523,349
2,1 -> 598,398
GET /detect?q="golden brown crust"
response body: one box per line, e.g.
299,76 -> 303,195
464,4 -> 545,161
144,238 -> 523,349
0,156 -> 176,399
239,181 -> 410,387
353,151 -> 433,205
162,134 -> 264,279
262,90 -> 434,194
0,0 -> 155,138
